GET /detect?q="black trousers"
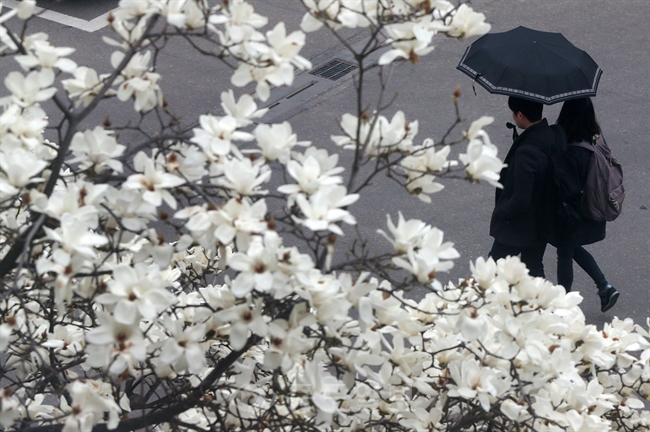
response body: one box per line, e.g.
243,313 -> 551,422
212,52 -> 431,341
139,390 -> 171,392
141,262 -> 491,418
489,241 -> 546,278
557,244 -> 607,292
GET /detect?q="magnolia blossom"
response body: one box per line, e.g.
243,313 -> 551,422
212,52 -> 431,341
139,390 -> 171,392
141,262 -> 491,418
0,147 -> 48,195
298,356 -> 344,425
229,21 -> 310,100
0,104 -> 48,151
444,4 -> 492,39
278,155 -> 343,196
16,0 -> 36,20
62,380 -> 123,432
96,263 -> 176,325
85,312 -> 146,376
227,233 -> 288,297
215,300 -> 269,350
69,127 -> 125,172
293,186 -> 359,235
174,197 -> 268,252
220,89 -> 268,127
2,70 -> 57,107
459,116 -> 505,187
62,67 -> 113,107
379,17 -> 438,65
123,152 -> 185,208
216,156 -> 271,196
15,40 -> 77,85
192,114 -> 253,158
377,212 -> 430,254
0,388 -> 21,428
43,214 -> 108,259
254,121 -> 307,163
392,227 -> 459,289
158,318 -> 207,374
111,51 -> 163,111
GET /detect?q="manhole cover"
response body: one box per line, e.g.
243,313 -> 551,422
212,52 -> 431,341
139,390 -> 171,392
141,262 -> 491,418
309,59 -> 357,81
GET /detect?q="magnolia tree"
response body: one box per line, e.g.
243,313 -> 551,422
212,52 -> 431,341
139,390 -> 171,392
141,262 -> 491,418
0,0 -> 648,431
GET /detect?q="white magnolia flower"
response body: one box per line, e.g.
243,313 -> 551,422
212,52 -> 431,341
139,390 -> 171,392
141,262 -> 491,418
299,356 -> 343,425
191,114 -> 253,157
216,156 -> 271,196
63,380 -> 122,432
459,117 -> 504,188
96,263 -> 176,325
17,0 -> 37,20
174,197 -> 268,252
470,256 -> 498,289
377,212 -> 430,254
43,214 -> 108,259
42,324 -> 85,361
123,152 -> 185,208
401,140 -> 455,174
2,70 -> 56,107
444,4 -> 491,39
220,89 -> 267,126
0,388 -> 22,428
43,181 -> 102,223
62,67 -> 113,107
405,172 -> 445,203
215,300 -> 269,350
228,234 -> 285,297
293,147 -> 340,175
0,104 -> 48,151
158,319 -> 207,374
265,22 -> 311,71
379,18 -> 437,65
85,312 -> 146,376
0,147 -> 48,195
448,359 -> 503,412
151,0 -> 202,29
300,0 -> 341,33
208,0 -> 268,32
392,227 -> 459,288
254,121 -> 307,163
111,51 -> 163,111
15,40 -> 77,85
69,127 -> 125,173
293,186 -> 359,235
113,0 -> 154,20
278,155 -> 343,196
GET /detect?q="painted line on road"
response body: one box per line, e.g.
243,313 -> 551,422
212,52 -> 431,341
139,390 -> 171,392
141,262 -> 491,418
2,0 -> 113,32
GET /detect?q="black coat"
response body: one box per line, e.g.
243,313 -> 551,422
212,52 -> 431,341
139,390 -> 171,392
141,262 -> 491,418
562,143 -> 606,246
490,119 -> 561,248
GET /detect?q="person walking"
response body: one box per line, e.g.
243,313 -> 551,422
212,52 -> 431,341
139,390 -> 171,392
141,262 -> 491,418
555,97 -> 619,312
488,97 -> 562,278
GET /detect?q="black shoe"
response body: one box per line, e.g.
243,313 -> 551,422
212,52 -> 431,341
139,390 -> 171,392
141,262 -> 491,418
599,285 -> 619,313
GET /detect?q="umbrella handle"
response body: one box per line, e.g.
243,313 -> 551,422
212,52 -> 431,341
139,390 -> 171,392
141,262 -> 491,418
506,122 -> 519,140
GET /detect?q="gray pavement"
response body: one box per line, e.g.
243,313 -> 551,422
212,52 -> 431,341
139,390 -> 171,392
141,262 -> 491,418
2,0 -> 648,328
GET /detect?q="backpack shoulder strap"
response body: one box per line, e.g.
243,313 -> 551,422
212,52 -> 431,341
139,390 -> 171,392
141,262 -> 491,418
568,140 -> 594,152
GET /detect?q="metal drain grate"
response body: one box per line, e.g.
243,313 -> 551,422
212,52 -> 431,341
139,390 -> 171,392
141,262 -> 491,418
309,59 -> 357,81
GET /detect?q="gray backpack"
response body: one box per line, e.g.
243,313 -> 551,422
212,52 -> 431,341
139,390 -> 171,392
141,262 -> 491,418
570,134 -> 625,221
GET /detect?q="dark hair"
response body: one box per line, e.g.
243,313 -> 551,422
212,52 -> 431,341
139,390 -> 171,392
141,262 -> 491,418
508,97 -> 543,122
556,97 -> 601,143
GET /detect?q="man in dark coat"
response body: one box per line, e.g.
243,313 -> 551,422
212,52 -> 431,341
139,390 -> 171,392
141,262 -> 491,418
489,97 -> 562,277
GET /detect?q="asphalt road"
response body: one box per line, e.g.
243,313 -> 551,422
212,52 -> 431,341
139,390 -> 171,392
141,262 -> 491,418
2,0 -> 648,329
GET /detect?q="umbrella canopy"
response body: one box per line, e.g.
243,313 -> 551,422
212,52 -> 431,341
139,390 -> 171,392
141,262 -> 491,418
457,26 -> 602,105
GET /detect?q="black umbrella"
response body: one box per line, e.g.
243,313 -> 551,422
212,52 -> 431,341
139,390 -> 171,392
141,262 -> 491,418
457,26 -> 602,105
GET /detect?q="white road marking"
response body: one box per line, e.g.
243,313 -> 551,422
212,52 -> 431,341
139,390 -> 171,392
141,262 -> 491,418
2,0 -> 114,32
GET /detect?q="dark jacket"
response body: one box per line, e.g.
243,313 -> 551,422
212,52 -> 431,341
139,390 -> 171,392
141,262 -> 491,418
562,143 -> 606,246
490,119 -> 561,248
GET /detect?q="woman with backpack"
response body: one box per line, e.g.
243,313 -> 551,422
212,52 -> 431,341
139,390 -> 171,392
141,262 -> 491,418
555,97 -> 619,312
